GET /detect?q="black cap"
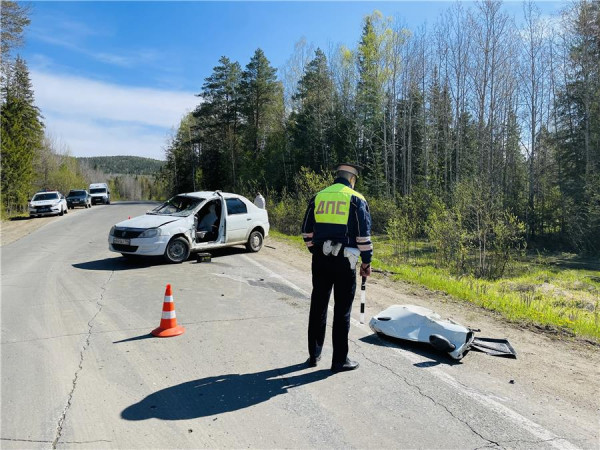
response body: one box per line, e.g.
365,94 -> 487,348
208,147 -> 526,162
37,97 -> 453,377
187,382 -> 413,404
335,162 -> 363,178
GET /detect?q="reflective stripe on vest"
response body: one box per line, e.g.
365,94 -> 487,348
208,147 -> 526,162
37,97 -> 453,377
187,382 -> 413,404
314,184 -> 364,225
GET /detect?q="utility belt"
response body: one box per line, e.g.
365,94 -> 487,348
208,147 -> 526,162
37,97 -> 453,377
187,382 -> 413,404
318,240 -> 360,269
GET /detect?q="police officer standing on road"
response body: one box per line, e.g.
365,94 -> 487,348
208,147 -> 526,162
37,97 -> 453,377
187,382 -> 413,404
301,163 -> 373,372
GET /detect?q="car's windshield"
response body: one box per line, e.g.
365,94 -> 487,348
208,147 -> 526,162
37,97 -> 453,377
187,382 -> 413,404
149,195 -> 204,217
90,188 -> 106,194
32,193 -> 59,201
68,190 -> 86,197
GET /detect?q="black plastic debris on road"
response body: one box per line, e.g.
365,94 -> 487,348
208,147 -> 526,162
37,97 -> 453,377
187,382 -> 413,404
471,337 -> 517,358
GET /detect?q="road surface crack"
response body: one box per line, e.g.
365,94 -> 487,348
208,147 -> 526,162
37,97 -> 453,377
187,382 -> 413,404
51,270 -> 115,449
1,437 -> 111,445
352,341 -> 502,448
482,437 -> 575,448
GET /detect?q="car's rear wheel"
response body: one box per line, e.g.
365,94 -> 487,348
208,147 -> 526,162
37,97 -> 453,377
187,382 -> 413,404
164,237 -> 190,263
245,230 -> 264,252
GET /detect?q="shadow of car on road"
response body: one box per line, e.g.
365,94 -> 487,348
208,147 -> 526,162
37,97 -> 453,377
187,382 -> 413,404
72,247 -> 252,271
9,216 -> 33,221
359,333 -> 463,367
121,363 -> 332,420
72,256 -> 163,271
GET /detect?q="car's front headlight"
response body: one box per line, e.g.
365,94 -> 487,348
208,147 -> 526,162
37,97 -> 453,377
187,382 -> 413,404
109,226 -> 116,236
139,228 -> 161,238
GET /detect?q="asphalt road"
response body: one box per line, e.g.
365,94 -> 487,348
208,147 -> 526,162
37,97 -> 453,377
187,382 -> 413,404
0,203 -> 592,449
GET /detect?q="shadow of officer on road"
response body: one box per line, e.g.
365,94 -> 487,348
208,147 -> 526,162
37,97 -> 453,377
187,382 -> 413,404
121,363 -> 332,421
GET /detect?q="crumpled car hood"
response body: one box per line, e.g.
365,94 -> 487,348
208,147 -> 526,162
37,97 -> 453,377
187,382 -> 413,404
114,214 -> 182,229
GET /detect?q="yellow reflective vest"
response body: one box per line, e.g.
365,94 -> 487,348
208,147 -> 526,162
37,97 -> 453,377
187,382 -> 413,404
314,183 -> 365,225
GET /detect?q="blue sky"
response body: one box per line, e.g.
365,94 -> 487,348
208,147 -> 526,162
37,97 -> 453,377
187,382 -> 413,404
21,1 -> 565,160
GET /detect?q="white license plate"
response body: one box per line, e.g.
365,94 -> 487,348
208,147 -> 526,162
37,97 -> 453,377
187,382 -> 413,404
113,238 -> 130,245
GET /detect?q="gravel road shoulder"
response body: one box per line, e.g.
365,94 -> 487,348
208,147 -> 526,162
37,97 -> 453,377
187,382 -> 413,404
0,208 -> 91,247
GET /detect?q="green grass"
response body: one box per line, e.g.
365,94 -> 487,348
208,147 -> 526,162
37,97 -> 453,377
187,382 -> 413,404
270,231 -> 600,342
269,230 -> 305,248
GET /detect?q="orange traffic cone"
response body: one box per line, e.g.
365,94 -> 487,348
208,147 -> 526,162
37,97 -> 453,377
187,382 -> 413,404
152,284 -> 185,337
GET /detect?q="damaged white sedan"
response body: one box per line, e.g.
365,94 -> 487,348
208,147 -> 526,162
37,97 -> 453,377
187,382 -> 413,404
108,191 -> 269,263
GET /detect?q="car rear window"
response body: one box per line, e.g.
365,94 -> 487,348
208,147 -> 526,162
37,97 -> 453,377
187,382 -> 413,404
226,198 -> 247,215
32,193 -> 59,201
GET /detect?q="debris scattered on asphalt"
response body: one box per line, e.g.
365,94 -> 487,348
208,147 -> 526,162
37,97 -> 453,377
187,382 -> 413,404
369,304 -> 517,360
471,337 -> 517,358
196,252 -> 211,263
369,305 -> 474,360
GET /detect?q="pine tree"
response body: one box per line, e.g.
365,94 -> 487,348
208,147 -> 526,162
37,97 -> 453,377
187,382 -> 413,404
1,57 -> 44,216
290,49 -> 335,172
239,49 -> 282,183
194,56 -> 243,190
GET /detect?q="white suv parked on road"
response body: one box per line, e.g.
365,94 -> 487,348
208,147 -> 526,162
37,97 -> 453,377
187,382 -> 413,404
108,191 -> 270,263
29,191 -> 68,217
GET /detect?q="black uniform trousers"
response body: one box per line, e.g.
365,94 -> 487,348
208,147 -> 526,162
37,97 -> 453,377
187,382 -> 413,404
308,248 -> 357,365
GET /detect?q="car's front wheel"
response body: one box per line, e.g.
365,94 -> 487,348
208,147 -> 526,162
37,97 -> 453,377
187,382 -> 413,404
59,207 -> 64,216
245,230 -> 264,252
164,237 -> 190,263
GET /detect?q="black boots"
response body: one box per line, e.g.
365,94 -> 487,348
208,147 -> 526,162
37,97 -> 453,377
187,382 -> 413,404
307,355 -> 322,367
331,358 -> 359,372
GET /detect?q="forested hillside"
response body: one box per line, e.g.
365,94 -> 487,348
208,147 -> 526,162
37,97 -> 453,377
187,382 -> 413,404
164,1 -> 599,258
77,156 -> 165,176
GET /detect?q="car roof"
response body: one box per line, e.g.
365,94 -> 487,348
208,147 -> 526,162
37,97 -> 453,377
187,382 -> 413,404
179,191 -> 247,201
35,190 -> 60,194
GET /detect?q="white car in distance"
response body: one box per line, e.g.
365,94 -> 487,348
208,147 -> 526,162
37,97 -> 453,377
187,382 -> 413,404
108,191 -> 270,263
29,191 -> 68,217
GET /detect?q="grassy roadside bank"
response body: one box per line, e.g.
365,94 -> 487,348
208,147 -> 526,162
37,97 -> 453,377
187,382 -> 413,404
269,231 -> 600,343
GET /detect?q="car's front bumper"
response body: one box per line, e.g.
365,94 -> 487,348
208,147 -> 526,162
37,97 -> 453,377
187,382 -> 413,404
91,196 -> 107,204
108,235 -> 170,256
29,205 -> 62,215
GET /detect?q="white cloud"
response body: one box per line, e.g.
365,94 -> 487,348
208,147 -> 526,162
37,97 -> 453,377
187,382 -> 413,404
45,115 -> 172,160
30,16 -> 151,68
30,70 -> 199,160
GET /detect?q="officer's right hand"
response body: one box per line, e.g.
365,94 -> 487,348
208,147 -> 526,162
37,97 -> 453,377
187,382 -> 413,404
360,263 -> 371,277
